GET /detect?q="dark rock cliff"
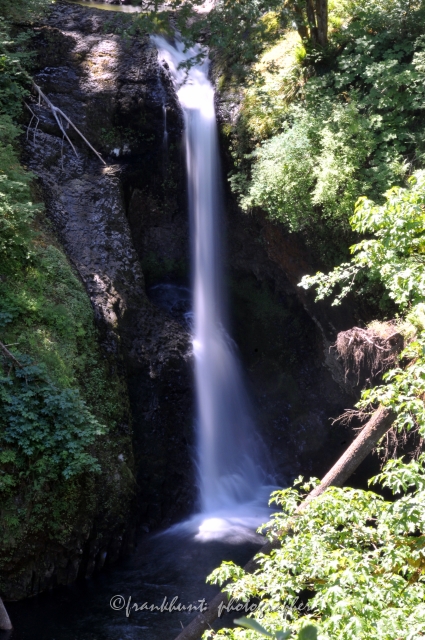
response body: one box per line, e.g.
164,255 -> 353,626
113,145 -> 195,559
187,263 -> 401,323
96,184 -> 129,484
29,1 -> 195,524
1,0 -> 195,600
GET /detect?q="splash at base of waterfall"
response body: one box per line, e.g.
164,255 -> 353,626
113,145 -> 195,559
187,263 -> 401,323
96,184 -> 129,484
168,484 -> 276,543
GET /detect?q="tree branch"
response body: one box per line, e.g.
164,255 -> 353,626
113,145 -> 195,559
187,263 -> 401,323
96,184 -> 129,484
24,102 -> 40,144
0,340 -> 23,368
31,81 -> 106,166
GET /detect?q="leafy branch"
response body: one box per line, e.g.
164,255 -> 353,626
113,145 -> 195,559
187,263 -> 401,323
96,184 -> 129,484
234,617 -> 318,640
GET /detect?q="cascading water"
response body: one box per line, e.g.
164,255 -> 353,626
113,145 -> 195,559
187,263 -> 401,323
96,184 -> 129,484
162,103 -> 169,148
153,37 -> 274,538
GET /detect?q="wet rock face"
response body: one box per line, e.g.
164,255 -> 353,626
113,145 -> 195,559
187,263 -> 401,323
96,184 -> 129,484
223,205 -> 357,484
32,0 -> 189,284
214,88 -> 361,484
21,0 -> 194,596
32,3 -> 183,159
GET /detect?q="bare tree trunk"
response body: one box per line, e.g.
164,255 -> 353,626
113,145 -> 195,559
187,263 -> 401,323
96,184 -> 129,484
0,598 -> 12,631
315,0 -> 328,46
173,406 -> 395,640
292,3 -> 309,40
305,0 -> 318,44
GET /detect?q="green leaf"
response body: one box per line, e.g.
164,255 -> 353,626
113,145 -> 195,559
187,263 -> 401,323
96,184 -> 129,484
298,625 -> 318,640
234,617 -> 274,637
275,631 -> 292,640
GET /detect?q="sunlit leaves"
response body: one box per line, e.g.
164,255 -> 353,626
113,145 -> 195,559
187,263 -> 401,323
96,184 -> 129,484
300,170 -> 425,308
204,463 -> 425,640
226,1 -> 425,261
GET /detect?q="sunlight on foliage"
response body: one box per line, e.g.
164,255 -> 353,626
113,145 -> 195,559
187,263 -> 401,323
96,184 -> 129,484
300,171 -> 425,308
221,0 -> 425,265
241,31 -> 304,141
204,465 -> 425,640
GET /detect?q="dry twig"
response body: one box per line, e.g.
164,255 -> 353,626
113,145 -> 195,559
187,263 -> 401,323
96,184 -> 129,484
24,102 -> 40,143
0,340 -> 23,368
30,81 -> 106,165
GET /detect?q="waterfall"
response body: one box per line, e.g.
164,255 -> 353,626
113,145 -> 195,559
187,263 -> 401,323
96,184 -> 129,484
153,37 -> 273,538
162,103 -> 169,148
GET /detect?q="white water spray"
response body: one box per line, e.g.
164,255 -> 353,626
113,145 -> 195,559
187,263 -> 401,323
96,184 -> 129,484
153,37 -> 273,539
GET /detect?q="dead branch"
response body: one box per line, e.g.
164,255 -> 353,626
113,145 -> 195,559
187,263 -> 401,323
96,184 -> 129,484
380,423 -> 424,463
301,406 -> 395,506
24,102 -> 40,144
0,340 -> 23,368
174,405 -> 396,640
331,408 -> 369,428
31,81 -> 106,165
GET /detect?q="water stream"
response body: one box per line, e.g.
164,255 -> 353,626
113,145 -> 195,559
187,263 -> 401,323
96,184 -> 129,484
152,37 -> 274,541
5,535 -> 261,640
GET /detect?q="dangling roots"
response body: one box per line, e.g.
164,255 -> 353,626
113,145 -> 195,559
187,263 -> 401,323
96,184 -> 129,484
380,424 -> 424,462
332,324 -> 424,463
334,325 -> 403,386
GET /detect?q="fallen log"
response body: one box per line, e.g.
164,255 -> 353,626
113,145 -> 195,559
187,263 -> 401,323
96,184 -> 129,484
174,405 -> 396,640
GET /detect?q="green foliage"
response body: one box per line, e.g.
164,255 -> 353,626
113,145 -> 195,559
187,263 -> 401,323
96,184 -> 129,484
357,333 -> 425,435
283,170 -> 425,639
0,117 -> 38,271
0,0 -> 133,571
337,0 -> 425,37
237,99 -> 383,236
1,0 -> 53,21
205,465 -> 425,640
300,171 -> 425,308
0,234 -> 130,492
0,218 -> 132,553
0,1 -> 47,269
234,617 -> 318,640
0,1 -> 52,117
215,0 -> 425,266
301,169 -> 425,433
0,355 -> 104,485
237,110 -> 316,231
187,0 -> 284,81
